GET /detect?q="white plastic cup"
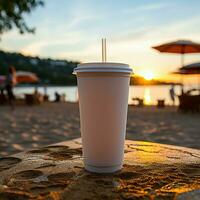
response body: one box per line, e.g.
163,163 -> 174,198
73,62 -> 132,173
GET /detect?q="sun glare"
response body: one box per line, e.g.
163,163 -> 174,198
140,70 -> 154,81
144,88 -> 151,105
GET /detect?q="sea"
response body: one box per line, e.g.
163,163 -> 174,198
14,85 -> 197,106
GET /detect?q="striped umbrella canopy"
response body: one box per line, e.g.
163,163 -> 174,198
16,71 -> 39,83
152,40 -> 200,67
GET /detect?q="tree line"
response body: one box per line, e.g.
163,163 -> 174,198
0,50 -> 79,85
0,49 -> 176,86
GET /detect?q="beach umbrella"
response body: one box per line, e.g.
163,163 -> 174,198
172,69 -> 200,75
180,62 -> 200,72
0,72 -> 39,85
16,71 -> 39,83
180,62 -> 200,88
152,40 -> 200,67
172,68 -> 200,89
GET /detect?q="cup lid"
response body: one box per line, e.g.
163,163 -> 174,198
73,62 -> 133,74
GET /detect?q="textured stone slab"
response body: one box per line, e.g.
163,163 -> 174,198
0,139 -> 199,200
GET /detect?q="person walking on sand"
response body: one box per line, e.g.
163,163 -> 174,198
5,66 -> 17,110
169,84 -> 175,106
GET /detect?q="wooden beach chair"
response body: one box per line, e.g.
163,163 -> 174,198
132,98 -> 144,107
157,99 -> 165,108
25,94 -> 44,105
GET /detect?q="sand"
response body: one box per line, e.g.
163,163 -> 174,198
0,102 -> 199,157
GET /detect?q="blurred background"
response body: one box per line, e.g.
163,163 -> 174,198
0,0 -> 200,156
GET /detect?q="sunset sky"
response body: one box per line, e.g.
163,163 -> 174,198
1,0 -> 200,80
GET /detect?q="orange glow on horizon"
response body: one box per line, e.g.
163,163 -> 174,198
138,70 -> 155,81
135,70 -> 182,83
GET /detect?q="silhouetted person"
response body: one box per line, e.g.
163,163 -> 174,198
5,66 -> 17,109
169,84 -> 175,106
54,91 -> 60,102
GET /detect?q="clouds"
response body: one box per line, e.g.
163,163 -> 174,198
124,1 -> 171,14
20,30 -> 85,57
138,2 -> 171,11
1,0 -> 200,79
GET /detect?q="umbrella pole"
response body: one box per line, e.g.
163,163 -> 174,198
180,75 -> 184,94
180,54 -> 185,94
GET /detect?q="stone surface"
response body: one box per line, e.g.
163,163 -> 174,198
0,138 -> 199,200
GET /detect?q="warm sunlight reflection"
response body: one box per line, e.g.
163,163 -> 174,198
144,88 -> 151,105
139,70 -> 155,81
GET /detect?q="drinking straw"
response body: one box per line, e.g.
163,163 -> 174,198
102,38 -> 104,62
101,38 -> 107,62
104,38 -> 107,62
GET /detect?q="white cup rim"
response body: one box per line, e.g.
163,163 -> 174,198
74,62 -> 133,74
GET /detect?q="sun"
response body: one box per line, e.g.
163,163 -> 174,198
139,70 -> 154,81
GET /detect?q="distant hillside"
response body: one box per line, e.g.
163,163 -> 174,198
0,50 -> 79,85
0,50 -> 176,86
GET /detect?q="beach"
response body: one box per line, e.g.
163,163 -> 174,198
0,102 -> 199,157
